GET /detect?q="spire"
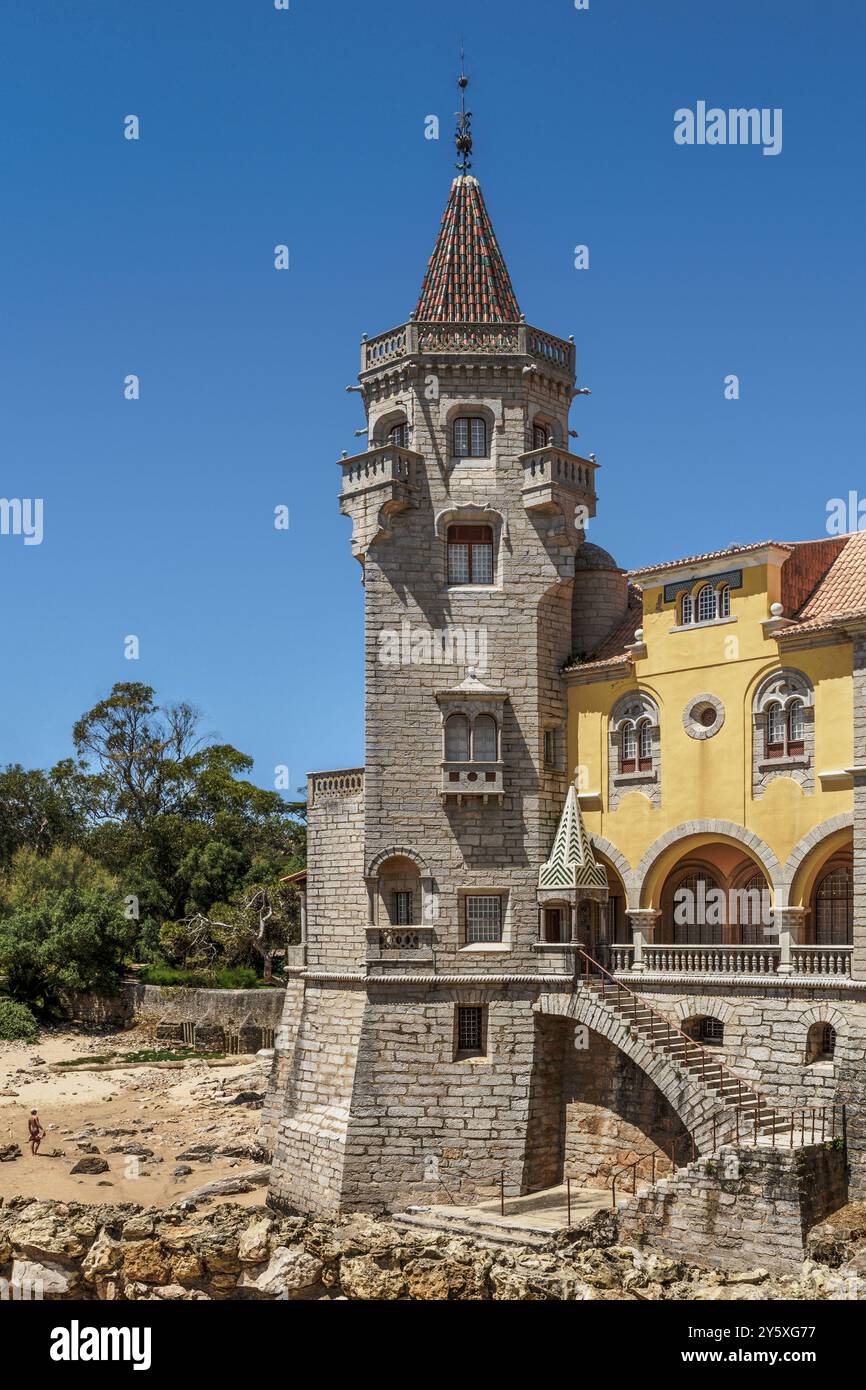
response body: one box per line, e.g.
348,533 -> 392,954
538,785 -> 608,890
414,61 -> 521,324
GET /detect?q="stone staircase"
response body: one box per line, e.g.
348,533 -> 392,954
578,972 -> 791,1147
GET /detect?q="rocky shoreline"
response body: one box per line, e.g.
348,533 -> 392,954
2,1196 -> 866,1301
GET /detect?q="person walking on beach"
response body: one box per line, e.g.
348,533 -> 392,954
28,1110 -> 44,1156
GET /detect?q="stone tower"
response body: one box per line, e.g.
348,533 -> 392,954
262,95 -> 611,1217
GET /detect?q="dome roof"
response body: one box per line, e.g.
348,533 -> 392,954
574,541 -> 621,573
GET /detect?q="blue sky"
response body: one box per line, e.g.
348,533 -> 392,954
2,0 -> 864,793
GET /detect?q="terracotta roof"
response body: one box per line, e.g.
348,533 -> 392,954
627,540 -> 788,579
796,530 -> 866,623
563,586 -> 643,672
415,175 -> 521,323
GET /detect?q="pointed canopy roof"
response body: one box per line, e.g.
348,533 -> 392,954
414,174 -> 521,324
538,786 -> 608,890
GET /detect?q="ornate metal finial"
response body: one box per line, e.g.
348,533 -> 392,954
455,44 -> 472,173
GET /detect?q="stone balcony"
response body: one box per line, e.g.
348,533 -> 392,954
338,445 -> 420,560
359,319 -> 576,380
365,926 -> 435,967
440,759 -> 504,805
608,942 -> 853,981
519,444 -> 598,517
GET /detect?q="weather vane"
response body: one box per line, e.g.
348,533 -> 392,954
455,44 -> 472,173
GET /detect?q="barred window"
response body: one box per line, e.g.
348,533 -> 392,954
457,1005 -> 484,1054
697,585 -> 716,623
543,728 -> 556,768
391,891 -> 414,925
699,1017 -> 724,1044
447,525 -> 494,585
465,895 -> 502,944
453,416 -> 488,458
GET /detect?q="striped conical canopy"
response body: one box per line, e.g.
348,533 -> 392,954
538,786 -> 608,890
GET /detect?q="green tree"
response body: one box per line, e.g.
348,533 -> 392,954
0,884 -> 135,1011
0,764 -> 83,867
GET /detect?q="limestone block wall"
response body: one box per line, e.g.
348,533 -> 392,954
617,1144 -> 847,1275
359,360 -> 581,977
562,1025 -> 688,1187
336,984 -> 540,1214
258,976 -> 305,1156
268,982 -> 368,1216
305,773 -> 366,971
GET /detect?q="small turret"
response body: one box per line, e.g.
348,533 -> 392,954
571,540 -> 628,658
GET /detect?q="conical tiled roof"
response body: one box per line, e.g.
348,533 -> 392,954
538,786 -> 608,890
415,175 -> 521,323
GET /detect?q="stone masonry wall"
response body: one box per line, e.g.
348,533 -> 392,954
618,1143 -> 847,1275
305,775 -> 366,971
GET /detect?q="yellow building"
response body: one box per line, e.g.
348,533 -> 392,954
565,532 -> 866,981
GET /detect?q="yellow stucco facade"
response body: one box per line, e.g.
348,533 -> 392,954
566,547 -> 855,914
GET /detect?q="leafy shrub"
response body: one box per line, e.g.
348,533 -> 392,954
138,964 -> 263,990
0,997 -> 39,1042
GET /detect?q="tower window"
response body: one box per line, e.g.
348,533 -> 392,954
447,525 -> 494,585
388,421 -> 409,448
445,713 -> 470,761
766,699 -> 805,757
532,425 -> 550,450
391,890 -> 414,925
456,1005 -> 485,1056
699,1017 -> 724,1045
453,416 -> 488,458
465,895 -> 502,944
473,714 -> 498,762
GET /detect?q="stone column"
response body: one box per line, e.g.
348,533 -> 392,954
628,909 -> 660,973
772,907 -> 805,975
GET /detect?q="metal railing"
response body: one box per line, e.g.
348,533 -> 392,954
577,949 -> 845,1152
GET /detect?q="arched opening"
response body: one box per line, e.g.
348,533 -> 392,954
682,1014 -> 725,1047
654,845 -> 773,946
524,1013 -> 690,1194
806,1022 -> 837,1065
376,855 -> 422,928
813,863 -> 853,945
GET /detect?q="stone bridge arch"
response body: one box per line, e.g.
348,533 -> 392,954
533,988 -> 732,1161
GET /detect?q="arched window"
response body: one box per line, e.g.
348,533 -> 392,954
453,416 -> 488,458
717,583 -> 730,618
388,421 -> 409,448
473,715 -> 498,762
620,721 -> 637,772
696,585 -> 716,623
814,866 -> 853,945
447,525 -> 494,585
766,701 -> 786,754
638,719 -> 653,770
735,871 -> 770,945
787,698 -> 805,751
444,713 -> 470,762
681,593 -> 694,624
671,871 -> 722,944
532,424 -> 550,450
806,1022 -> 837,1064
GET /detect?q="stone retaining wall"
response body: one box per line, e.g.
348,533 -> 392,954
617,1142 -> 847,1274
63,983 -> 285,1055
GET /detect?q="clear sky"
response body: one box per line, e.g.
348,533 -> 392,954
2,0 -> 864,794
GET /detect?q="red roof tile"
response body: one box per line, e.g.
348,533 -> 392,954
415,175 -> 520,323
796,530 -> 866,623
